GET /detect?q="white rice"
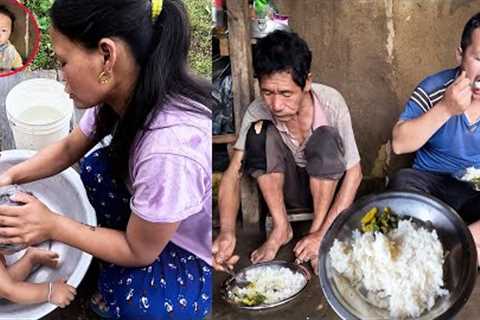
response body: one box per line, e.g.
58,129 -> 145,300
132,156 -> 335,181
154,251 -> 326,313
231,266 -> 306,305
461,166 -> 480,181
329,220 -> 449,318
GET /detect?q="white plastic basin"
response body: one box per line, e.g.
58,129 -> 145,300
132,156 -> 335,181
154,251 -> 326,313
0,149 -> 96,320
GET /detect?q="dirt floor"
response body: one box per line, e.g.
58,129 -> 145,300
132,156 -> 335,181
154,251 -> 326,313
211,223 -> 480,320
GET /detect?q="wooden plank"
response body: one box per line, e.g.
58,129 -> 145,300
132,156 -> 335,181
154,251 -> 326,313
240,177 -> 260,228
226,0 -> 259,231
212,133 -> 237,144
219,36 -> 230,56
266,213 -> 314,234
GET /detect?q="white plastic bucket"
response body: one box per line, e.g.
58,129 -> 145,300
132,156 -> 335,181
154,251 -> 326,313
5,78 -> 74,151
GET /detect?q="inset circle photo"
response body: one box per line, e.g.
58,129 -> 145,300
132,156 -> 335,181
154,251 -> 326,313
0,0 -> 40,77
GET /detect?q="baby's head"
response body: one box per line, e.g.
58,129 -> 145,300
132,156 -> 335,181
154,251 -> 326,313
0,6 -> 14,46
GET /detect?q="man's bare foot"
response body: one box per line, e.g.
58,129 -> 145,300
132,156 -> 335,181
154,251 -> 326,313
251,222 -> 293,263
25,248 -> 59,269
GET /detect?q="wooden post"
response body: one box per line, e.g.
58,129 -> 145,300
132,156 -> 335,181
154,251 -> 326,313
226,0 -> 254,129
226,0 -> 260,230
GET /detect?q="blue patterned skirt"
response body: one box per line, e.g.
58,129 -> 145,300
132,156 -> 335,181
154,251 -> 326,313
80,147 -> 212,319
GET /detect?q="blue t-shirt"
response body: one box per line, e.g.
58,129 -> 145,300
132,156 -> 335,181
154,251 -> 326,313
399,67 -> 480,174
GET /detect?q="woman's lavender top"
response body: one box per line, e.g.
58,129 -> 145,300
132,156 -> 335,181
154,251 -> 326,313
79,99 -> 212,265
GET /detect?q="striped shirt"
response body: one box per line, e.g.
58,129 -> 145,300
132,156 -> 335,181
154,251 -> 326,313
399,67 -> 480,174
407,68 -> 457,114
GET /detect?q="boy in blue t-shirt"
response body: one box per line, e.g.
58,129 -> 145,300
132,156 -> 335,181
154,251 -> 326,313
390,12 -> 480,262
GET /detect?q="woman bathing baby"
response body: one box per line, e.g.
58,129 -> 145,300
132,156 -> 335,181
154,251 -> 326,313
0,187 -> 75,307
0,0 -> 212,319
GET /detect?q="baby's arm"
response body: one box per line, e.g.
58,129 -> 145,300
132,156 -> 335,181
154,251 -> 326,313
3,280 -> 75,307
0,256 -> 76,307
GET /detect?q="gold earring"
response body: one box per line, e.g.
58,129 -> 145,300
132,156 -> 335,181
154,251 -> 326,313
97,71 -> 111,84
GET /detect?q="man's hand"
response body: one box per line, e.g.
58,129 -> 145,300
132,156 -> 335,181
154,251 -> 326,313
212,231 -> 239,272
293,232 -> 322,275
442,70 -> 473,116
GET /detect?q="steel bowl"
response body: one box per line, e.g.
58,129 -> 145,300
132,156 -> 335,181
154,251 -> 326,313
221,260 -> 311,310
0,149 -> 96,320
319,191 -> 477,320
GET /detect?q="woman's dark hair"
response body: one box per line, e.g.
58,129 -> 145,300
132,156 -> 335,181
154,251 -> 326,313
50,0 -> 212,178
0,6 -> 15,32
253,30 -> 312,88
461,12 -> 480,53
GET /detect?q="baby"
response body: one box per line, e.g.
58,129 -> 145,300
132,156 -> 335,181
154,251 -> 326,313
0,6 -> 22,72
0,247 -> 76,307
0,186 -> 75,307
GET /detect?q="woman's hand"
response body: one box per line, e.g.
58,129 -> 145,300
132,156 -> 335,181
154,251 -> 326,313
0,192 -> 58,246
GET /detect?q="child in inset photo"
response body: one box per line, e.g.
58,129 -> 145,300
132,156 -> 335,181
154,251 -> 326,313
0,5 -> 22,72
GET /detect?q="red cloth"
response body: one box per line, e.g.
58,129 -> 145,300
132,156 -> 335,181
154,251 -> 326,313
213,0 -> 224,9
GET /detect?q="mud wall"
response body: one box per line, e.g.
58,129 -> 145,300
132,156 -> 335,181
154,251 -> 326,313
273,0 -> 479,177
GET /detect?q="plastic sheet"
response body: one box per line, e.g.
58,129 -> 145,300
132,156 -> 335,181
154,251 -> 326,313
213,54 -> 235,135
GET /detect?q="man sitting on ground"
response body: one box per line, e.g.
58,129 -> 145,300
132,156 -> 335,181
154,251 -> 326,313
212,30 -> 362,274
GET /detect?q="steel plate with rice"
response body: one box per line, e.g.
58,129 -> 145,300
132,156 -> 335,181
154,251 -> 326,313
453,166 -> 480,191
319,191 -> 477,320
222,260 -> 310,310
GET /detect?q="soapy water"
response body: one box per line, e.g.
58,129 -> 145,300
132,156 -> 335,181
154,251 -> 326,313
17,106 -> 64,125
